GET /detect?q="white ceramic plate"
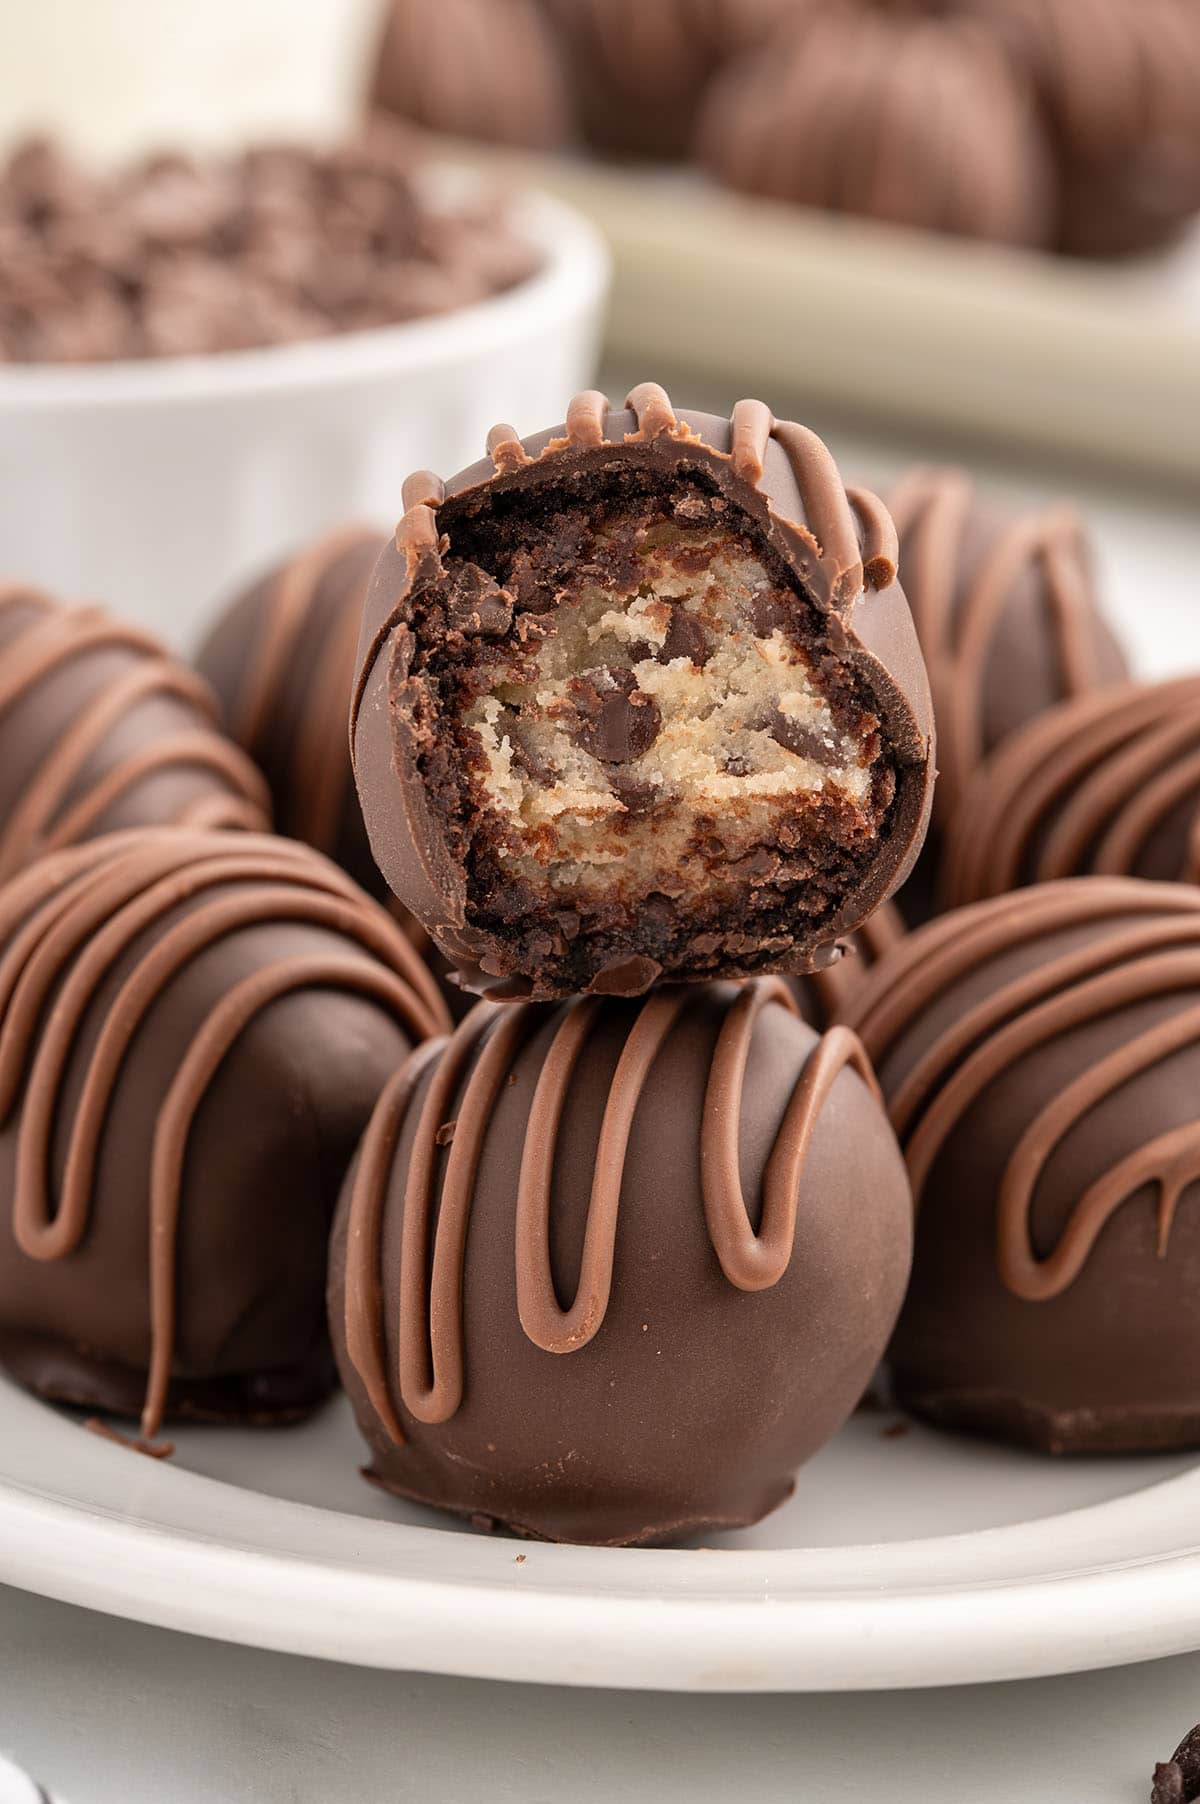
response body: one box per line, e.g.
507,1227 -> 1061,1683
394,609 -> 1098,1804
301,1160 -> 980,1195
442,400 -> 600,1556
2,1376 -> 1200,1692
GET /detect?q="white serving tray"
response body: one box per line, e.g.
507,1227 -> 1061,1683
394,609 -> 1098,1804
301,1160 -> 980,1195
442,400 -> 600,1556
447,145 -> 1200,483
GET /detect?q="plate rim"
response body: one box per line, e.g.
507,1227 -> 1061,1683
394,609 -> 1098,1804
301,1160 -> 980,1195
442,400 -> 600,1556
3,1380 -> 1200,1692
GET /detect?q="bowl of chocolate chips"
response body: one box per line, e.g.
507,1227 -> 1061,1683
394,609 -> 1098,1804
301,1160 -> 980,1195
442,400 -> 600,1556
0,124 -> 609,646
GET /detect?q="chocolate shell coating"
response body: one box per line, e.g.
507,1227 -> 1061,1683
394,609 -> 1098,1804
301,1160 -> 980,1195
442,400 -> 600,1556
0,585 -> 269,883
0,829 -> 449,1439
888,468 -> 1127,923
329,979 -> 913,1546
197,529 -> 474,1021
942,678 -> 1200,908
352,384 -> 934,1001
844,878 -> 1200,1453
698,11 -> 1054,247
787,900 -> 906,1031
370,0 -> 573,151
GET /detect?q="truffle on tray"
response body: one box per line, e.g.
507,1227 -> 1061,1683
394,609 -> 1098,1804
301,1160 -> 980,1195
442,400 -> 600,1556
329,978 -> 913,1545
351,383 -> 934,1001
0,829 -> 449,1441
844,878 -> 1200,1454
0,585 -> 269,883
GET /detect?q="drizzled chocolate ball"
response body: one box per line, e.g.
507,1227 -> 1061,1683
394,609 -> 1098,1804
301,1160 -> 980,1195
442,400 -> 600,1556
329,979 -> 912,1545
698,10 -> 1054,247
0,830 -> 449,1440
887,467 -> 1127,921
197,528 -> 475,1021
198,528 -> 386,898
845,879 -> 1200,1453
351,383 -> 934,1001
970,0 -> 1200,256
543,0 -> 794,161
371,0 -> 573,151
943,678 -> 1200,907
0,584 -> 269,883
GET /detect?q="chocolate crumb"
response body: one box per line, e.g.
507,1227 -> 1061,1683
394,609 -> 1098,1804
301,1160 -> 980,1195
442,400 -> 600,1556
435,1120 -> 457,1147
1154,1764 -> 1186,1804
1155,1727 -> 1200,1803
515,1553 -> 527,1565
444,565 -> 514,638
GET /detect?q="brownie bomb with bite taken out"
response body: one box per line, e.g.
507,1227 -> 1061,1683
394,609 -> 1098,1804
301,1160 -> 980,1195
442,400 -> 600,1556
352,384 -> 934,1001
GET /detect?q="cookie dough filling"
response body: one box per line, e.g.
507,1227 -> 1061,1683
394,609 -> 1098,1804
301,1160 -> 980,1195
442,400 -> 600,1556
405,470 -> 897,990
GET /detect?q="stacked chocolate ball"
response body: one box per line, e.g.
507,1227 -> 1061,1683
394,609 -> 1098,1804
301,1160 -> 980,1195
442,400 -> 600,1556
202,382 -> 936,1543
371,0 -> 1200,256
8,375 -> 1200,1550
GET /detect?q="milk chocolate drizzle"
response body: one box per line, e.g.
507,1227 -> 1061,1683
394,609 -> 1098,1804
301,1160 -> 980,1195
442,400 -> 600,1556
845,880 -> 1200,1301
888,469 -> 1103,823
383,382 -> 897,646
222,528 -> 381,857
0,586 -> 269,880
342,977 -> 877,1442
944,678 -> 1200,904
0,829 -> 448,1440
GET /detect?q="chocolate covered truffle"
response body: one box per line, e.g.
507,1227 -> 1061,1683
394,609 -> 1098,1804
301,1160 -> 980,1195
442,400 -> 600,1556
542,0 -> 794,161
943,678 -> 1200,907
0,585 -> 269,883
698,11 -> 1054,247
330,978 -> 913,1545
971,0 -> 1200,257
198,527 -> 385,896
371,0 -> 573,151
352,384 -> 934,1001
845,878 -> 1200,1453
0,829 -> 450,1440
888,467 -> 1127,920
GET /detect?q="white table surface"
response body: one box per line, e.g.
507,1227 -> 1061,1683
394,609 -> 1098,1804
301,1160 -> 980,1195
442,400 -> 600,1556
0,1578 -> 1196,1804
1,371 -> 1197,1803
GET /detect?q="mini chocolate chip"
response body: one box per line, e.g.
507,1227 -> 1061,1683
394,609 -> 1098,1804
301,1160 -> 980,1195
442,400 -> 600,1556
507,722 -> 557,788
746,586 -> 791,637
723,752 -> 754,778
607,768 -> 662,816
768,711 -> 839,765
444,564 -> 513,637
566,667 -> 661,764
659,607 -> 710,667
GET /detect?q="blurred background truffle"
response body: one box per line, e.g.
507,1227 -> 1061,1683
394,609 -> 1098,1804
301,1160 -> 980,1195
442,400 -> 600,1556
698,11 -> 1054,248
371,0 -> 573,152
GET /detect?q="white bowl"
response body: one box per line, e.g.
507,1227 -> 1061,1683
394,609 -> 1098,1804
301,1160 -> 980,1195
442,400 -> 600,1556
0,185 -> 610,650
